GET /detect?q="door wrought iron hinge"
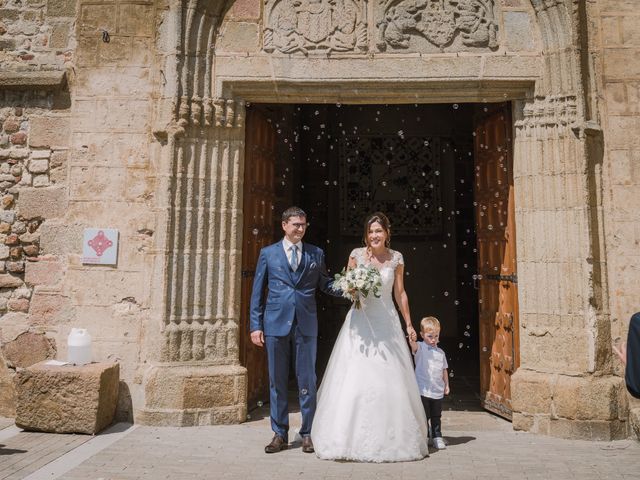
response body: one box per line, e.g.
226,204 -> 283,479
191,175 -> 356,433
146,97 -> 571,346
486,273 -> 518,283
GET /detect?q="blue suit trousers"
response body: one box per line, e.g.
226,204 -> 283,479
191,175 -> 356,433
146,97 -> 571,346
265,319 -> 317,440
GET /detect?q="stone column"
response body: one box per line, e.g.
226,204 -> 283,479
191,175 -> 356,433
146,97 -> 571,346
139,98 -> 247,426
510,95 -> 627,439
139,0 -> 247,426
509,0 -> 628,441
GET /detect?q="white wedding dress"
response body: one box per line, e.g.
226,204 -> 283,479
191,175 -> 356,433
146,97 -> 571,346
312,248 -> 428,462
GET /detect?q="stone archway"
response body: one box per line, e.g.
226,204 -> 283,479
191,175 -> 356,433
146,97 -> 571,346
140,0 -> 627,439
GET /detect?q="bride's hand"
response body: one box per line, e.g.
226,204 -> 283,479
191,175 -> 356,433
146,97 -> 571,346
406,325 -> 416,341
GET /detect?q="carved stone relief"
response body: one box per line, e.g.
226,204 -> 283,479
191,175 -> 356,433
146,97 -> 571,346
261,0 -> 499,54
376,0 -> 499,52
263,0 -> 368,54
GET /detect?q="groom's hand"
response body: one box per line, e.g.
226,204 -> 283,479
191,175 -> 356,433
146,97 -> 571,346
250,330 -> 265,347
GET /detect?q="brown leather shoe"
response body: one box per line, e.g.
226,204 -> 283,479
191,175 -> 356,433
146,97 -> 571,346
265,434 -> 288,454
301,436 -> 314,453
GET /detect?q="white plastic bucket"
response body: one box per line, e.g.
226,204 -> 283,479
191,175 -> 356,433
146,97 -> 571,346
67,328 -> 92,365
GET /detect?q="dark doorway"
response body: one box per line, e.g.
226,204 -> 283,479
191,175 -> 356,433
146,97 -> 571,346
243,102 -> 488,410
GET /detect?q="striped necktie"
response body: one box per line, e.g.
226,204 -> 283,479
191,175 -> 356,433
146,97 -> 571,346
290,245 -> 298,271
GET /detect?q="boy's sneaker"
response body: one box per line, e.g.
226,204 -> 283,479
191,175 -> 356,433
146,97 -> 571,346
433,437 -> 446,450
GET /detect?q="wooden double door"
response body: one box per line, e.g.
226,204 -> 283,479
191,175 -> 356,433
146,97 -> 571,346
473,104 -> 520,419
240,103 -> 520,418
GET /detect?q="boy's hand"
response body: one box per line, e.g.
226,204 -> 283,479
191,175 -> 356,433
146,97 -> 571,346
409,330 -> 417,342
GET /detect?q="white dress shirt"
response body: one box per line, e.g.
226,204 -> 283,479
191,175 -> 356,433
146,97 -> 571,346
414,342 -> 448,399
282,238 -> 302,271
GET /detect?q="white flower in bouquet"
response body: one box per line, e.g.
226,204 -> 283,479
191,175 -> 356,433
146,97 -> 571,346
333,265 -> 383,309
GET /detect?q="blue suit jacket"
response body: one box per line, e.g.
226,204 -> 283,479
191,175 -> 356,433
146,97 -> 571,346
249,240 -> 335,337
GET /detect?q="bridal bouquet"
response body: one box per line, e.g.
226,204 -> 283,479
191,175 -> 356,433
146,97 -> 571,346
332,265 -> 382,309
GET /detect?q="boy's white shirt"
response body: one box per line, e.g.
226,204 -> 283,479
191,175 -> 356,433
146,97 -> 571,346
413,342 -> 448,399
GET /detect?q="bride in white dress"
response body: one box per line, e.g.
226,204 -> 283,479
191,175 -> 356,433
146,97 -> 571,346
312,212 -> 429,462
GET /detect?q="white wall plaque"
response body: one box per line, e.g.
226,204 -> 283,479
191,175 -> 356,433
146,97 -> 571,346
82,228 -> 119,265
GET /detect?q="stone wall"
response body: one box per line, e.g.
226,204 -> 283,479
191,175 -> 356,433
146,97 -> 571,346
0,0 -> 73,410
0,0 -> 155,421
0,0 -> 75,71
596,0 -> 640,434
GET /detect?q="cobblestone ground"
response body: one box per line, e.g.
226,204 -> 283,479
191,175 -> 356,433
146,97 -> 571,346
0,408 -> 638,480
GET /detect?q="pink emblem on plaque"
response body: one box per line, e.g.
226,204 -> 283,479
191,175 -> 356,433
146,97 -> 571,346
87,230 -> 113,257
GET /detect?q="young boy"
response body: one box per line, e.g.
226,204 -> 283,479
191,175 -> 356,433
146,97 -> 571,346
409,316 -> 450,450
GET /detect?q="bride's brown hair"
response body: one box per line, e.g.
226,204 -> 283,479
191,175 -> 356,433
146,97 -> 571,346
363,212 -> 391,248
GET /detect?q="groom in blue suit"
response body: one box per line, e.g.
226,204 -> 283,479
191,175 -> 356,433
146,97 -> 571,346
250,206 -> 336,454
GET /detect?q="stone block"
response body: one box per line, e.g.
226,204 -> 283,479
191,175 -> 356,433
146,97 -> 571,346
217,22 -> 259,53
228,0 -> 260,20
50,150 -> 67,184
69,165 -> 126,200
7,298 -> 29,312
76,35 -> 100,67
29,291 -> 73,324
0,8 -> 19,22
40,220 -> 83,256
17,186 -> 68,219
604,48 -> 640,78
33,174 -> 50,187
50,23 -> 71,49
79,4 -> 116,35
25,259 -> 63,287
601,16 -> 621,46
183,375 -> 236,409
0,350 -> 15,417
75,67 -> 152,97
630,407 -> 640,440
139,364 -> 247,426
503,12 -> 535,52
624,82 -> 640,114
3,117 -> 19,133
11,131 -> 27,145
512,412 -> 533,431
0,210 -> 15,223
1,331 -> 56,368
622,16 -> 640,45
553,375 -> 627,421
548,418 -> 628,441
29,116 -> 70,149
47,0 -> 76,17
28,159 -> 49,173
0,273 -> 23,288
511,369 -> 552,415
74,99 -> 150,134
15,361 -> 119,434
97,36 -> 134,66
118,4 -> 154,36
31,148 -> 51,160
